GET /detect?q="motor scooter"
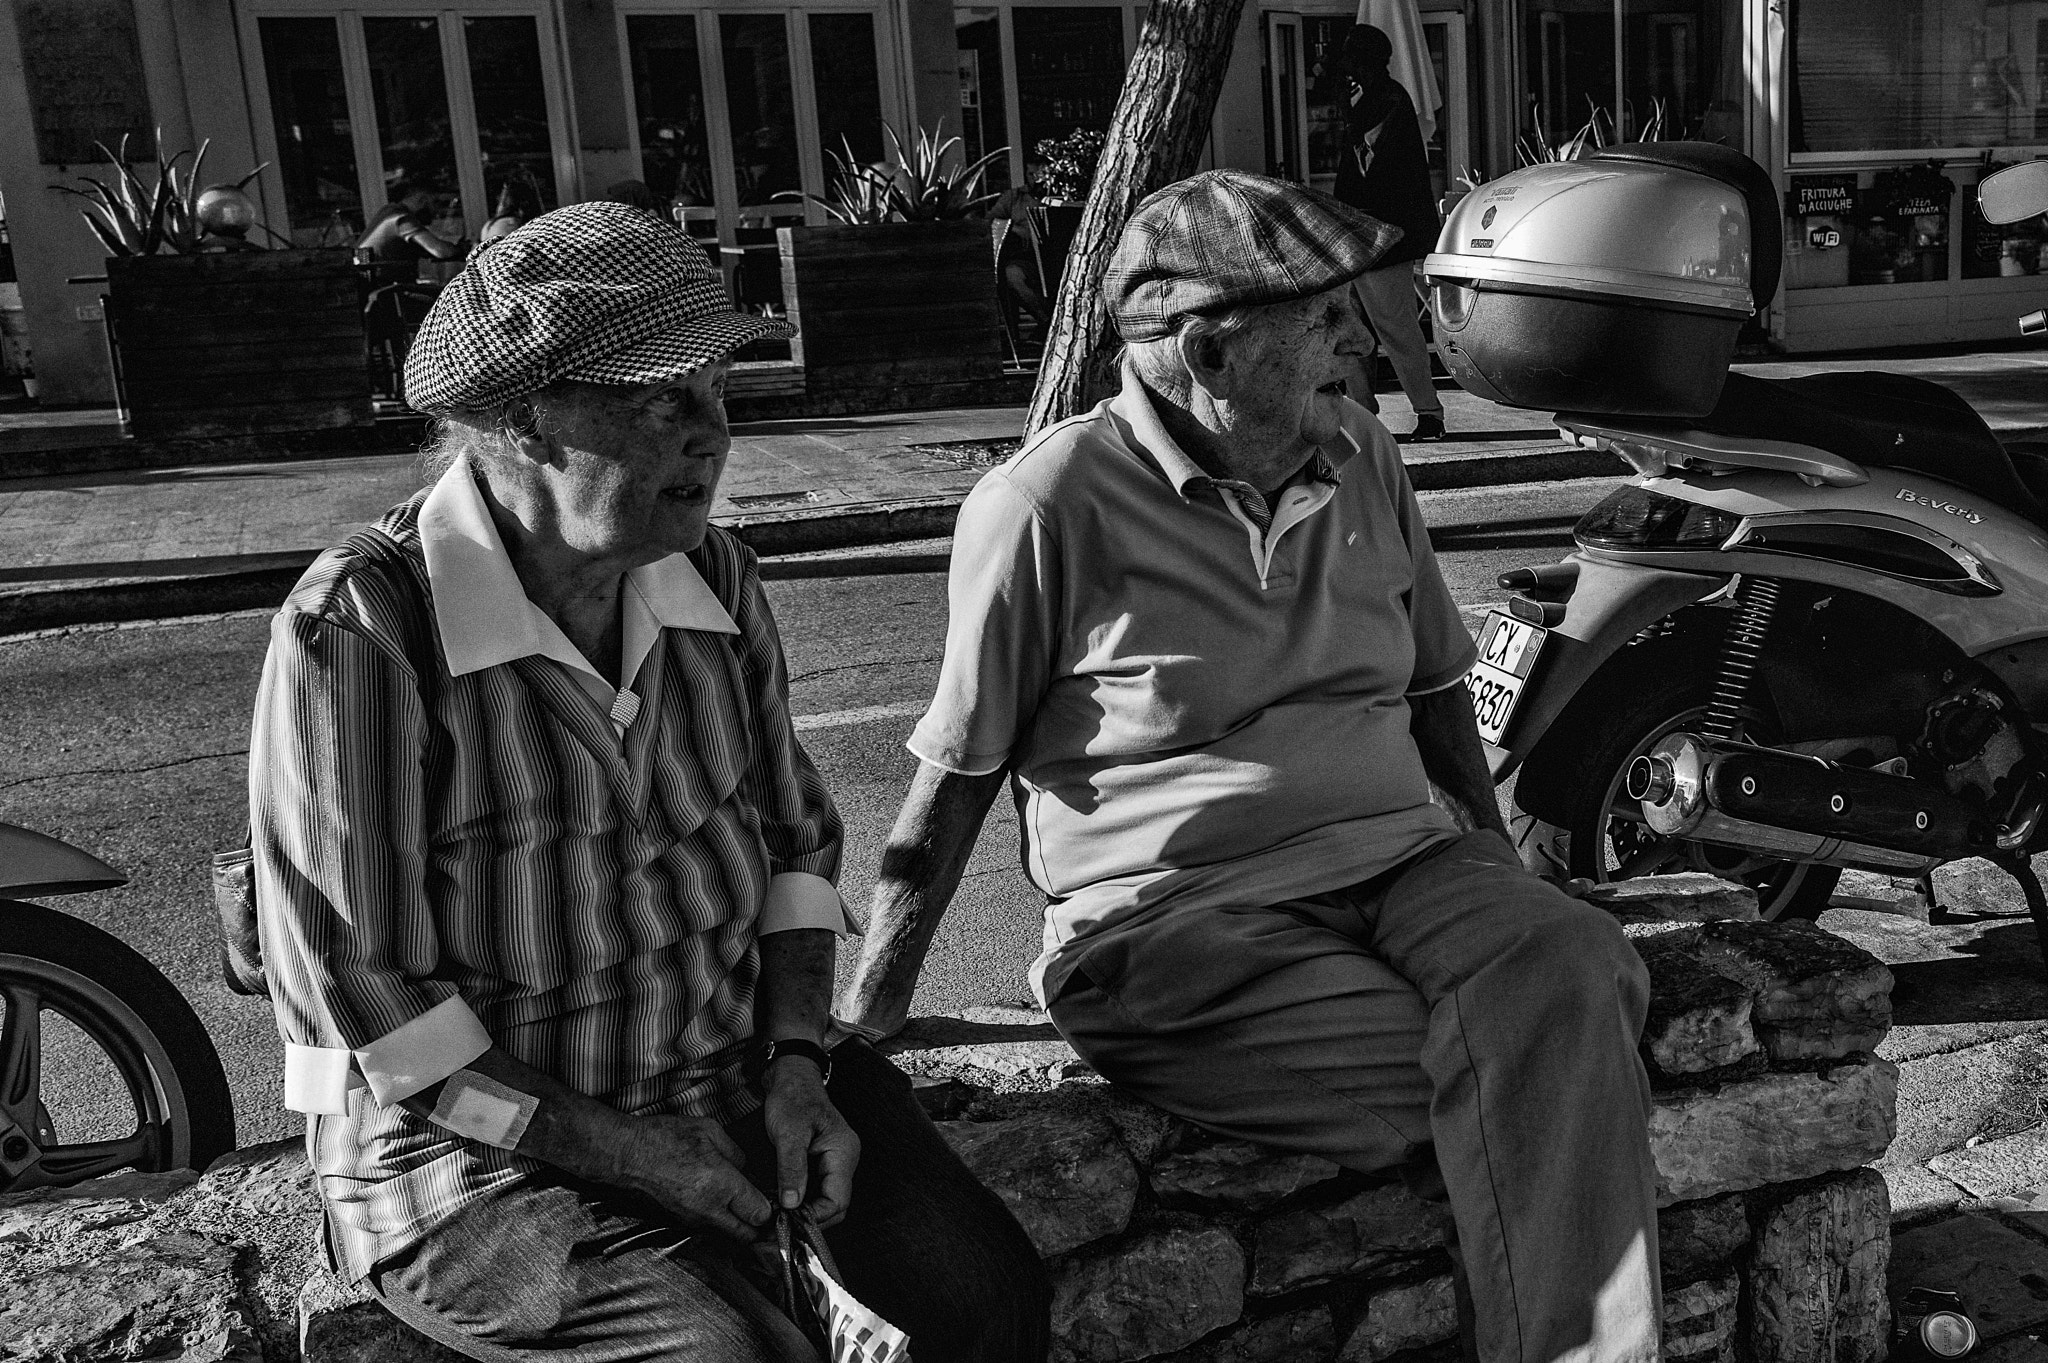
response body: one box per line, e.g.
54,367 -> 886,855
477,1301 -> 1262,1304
0,821 -> 234,1191
1434,154 -> 2048,958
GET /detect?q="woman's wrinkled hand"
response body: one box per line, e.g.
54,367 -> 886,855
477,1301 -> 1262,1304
606,1114 -> 773,1242
762,1059 -> 860,1229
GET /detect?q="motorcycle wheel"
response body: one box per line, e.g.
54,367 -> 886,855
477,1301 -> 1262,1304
1529,663 -> 1842,922
0,900 -> 236,1193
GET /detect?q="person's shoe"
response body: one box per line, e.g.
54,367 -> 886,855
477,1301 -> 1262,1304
1407,413 -> 1446,442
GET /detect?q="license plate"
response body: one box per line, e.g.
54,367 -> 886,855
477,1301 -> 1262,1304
1464,611 -> 1548,747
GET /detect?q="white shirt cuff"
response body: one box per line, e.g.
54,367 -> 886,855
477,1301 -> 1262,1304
283,1043 -> 360,1115
355,995 -> 493,1106
759,871 -> 858,936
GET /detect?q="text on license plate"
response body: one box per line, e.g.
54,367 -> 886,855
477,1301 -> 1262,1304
1463,612 -> 1547,747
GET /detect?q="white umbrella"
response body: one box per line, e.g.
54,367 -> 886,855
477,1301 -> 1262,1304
1356,0 -> 1443,148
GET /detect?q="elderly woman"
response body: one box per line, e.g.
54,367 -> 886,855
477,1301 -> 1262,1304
251,202 -> 1048,1362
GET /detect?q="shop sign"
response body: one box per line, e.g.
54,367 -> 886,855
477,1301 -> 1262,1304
1789,174 -> 1856,217
1895,195 -> 1946,218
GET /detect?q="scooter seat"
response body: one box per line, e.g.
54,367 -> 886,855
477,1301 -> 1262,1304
1695,372 -> 2047,525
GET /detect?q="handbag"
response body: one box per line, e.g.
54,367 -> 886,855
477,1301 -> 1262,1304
771,1208 -> 912,1363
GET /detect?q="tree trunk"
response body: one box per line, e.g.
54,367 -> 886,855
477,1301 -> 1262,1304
1023,0 -> 1250,437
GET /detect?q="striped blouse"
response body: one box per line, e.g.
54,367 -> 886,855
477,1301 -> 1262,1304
250,467 -> 845,1281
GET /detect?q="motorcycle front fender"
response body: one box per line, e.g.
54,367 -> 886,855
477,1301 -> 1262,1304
1486,554 -> 1730,781
0,823 -> 126,899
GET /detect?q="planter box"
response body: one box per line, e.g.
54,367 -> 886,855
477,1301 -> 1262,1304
105,250 -> 372,441
777,220 -> 1004,402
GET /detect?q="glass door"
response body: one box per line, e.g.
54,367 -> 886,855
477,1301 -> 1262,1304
245,5 -> 574,247
620,5 -> 901,309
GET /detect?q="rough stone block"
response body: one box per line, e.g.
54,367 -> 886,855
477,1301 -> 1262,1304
1149,1136 -> 1341,1215
169,1140 -> 324,1359
1928,1125 -> 2048,1199
939,1108 -> 1140,1259
1050,1227 -> 1246,1363
1633,932 -> 1760,1075
1888,1212 -> 2048,1337
1694,920 -> 1893,1061
0,1168 -> 198,1245
1661,1275 -> 1737,1363
1747,1169 -> 1890,1363
1249,1184 -> 1452,1297
1585,872 -> 1759,923
1657,1195 -> 1748,1285
1649,1054 -> 1897,1204
0,1229 -> 259,1363
1336,1274 -> 1458,1363
1166,1306 -> 1336,1363
300,1272 -> 470,1362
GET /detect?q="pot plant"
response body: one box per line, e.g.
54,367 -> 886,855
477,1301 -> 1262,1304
770,122 -> 1010,407
55,134 -> 372,439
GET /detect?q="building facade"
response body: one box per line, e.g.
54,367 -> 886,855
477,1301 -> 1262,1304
3,0 -> 2046,406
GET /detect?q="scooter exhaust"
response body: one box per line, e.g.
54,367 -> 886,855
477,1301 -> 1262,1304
1626,734 -> 1995,875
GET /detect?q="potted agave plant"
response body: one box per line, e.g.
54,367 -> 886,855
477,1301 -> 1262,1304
55,134 -> 371,440
772,122 -> 1010,405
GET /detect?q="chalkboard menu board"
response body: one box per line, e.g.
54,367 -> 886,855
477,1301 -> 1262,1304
13,0 -> 154,166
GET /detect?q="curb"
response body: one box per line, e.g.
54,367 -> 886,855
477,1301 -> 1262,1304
0,451 -> 1625,636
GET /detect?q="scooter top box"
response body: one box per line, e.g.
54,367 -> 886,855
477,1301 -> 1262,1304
1424,142 -> 1782,419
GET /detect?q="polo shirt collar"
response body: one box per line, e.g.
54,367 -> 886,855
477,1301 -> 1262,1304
1108,360 -> 1358,501
418,460 -> 738,682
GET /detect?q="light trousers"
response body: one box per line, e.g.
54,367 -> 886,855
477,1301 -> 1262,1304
1047,830 -> 1662,1363
1354,263 -> 1446,417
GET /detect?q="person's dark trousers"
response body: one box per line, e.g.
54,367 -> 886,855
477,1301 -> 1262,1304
366,1040 -> 1052,1363
1047,830 -> 1661,1363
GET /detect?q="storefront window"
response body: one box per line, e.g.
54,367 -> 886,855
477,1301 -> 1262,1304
1963,164 -> 2045,278
956,7 -> 1010,186
257,16 -> 362,247
1520,0 -> 1742,153
363,17 -> 459,212
1791,0 -> 2048,153
809,12 -> 885,166
1013,7 -> 1124,173
720,14 -> 801,208
464,17 -> 558,221
627,15 -> 715,211
1782,165 -> 1955,289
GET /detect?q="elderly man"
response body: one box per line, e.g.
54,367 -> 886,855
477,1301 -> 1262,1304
252,202 -> 1048,1362
838,172 -> 1660,1361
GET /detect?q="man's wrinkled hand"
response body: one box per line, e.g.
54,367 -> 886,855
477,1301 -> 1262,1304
608,1114 -> 772,1242
762,1059 -> 860,1229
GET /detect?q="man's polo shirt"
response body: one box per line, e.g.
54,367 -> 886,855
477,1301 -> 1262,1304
909,366 -> 1478,1005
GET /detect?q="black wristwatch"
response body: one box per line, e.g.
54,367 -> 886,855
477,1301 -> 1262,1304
747,1037 -> 832,1086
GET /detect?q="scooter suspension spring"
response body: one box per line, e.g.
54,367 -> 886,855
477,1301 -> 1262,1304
1701,577 -> 1780,739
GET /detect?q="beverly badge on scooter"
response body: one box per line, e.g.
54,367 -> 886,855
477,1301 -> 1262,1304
1426,144 -> 2048,962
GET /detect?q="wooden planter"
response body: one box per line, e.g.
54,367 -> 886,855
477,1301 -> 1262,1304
777,220 -> 1004,404
105,250 -> 372,440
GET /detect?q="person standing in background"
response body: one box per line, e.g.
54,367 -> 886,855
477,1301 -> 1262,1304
1335,24 -> 1448,442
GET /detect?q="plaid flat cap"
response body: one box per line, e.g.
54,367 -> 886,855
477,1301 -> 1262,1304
1106,170 -> 1402,341
404,200 -> 792,415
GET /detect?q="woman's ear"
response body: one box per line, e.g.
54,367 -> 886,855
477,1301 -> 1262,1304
1178,327 -> 1234,402
500,398 -> 556,465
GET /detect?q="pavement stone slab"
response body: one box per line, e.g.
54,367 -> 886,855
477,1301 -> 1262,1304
1886,1034 -> 2048,1163
1889,1212 -> 2048,1336
1929,1125 -> 2048,1198
1880,1163 -> 1971,1224
1816,901 -> 2048,1063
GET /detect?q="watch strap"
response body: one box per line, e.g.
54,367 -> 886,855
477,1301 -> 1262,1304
755,1037 -> 832,1084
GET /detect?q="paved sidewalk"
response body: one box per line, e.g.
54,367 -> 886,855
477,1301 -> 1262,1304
6,344 -> 2048,635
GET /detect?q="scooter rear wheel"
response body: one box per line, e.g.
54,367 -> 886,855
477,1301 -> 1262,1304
0,900 -> 236,1193
1528,665 -> 1841,922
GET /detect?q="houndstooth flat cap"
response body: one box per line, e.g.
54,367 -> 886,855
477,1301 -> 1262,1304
1105,170 -> 1402,341
403,201 -> 792,415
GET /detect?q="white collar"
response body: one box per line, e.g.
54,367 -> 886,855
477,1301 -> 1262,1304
417,461 -> 738,687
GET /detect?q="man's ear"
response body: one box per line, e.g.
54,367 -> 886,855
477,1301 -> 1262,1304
1177,327 -> 1234,402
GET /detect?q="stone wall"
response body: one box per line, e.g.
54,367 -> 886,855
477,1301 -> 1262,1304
0,875 -> 1899,1363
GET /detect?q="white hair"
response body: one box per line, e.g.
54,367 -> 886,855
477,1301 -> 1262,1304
1123,302 -> 1276,400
